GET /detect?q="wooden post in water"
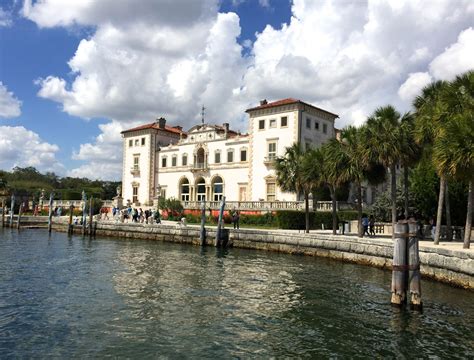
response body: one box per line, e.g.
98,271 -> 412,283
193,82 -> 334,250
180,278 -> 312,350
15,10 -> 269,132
200,200 -> 206,246
68,204 -> 74,235
17,202 -> 22,229
82,191 -> 87,236
408,220 -> 422,310
48,193 -> 54,233
9,194 -> 15,227
1,199 -> 5,228
88,197 -> 93,237
215,196 -> 226,247
391,221 -> 408,306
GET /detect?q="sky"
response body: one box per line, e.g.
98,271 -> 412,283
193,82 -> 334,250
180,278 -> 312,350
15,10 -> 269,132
0,0 -> 473,181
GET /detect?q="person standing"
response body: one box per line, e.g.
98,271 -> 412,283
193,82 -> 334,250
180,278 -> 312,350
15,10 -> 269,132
362,214 -> 369,236
232,210 -> 240,229
369,215 -> 375,237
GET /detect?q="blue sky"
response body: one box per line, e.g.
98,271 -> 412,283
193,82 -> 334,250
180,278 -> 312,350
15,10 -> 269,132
0,0 -> 473,180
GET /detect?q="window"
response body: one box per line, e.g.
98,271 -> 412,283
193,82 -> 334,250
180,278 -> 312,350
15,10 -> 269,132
259,119 -> 265,130
132,186 -> 138,204
161,189 -> 166,199
141,137 -> 145,146
227,149 -> 234,163
266,180 -> 276,201
133,155 -> 139,170
180,178 -> 190,201
240,149 -> 247,162
129,139 -> 133,147
172,155 -> 177,167
306,117 -> 311,128
281,116 -> 288,127
267,142 -> 277,160
196,178 -> 206,201
215,151 -> 221,164
323,123 -> 328,134
315,121 -> 319,130
269,119 -> 276,128
135,139 -> 139,146
212,176 -> 223,201
306,142 -> 311,150
182,154 -> 187,166
161,156 -> 167,168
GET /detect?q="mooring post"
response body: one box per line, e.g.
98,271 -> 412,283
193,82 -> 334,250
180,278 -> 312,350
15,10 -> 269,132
82,191 -> 87,236
200,200 -> 206,246
68,204 -> 74,235
17,202 -> 22,229
88,197 -> 93,237
9,194 -> 15,228
1,199 -> 5,228
215,196 -> 226,247
408,220 -> 422,310
48,193 -> 54,233
391,221 -> 408,307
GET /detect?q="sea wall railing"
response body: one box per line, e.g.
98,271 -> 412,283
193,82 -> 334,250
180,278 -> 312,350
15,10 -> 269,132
181,200 -> 348,212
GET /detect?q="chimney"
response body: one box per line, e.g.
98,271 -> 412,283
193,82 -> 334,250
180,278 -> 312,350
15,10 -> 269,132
223,123 -> 229,132
157,117 -> 166,129
174,125 -> 182,131
260,99 -> 268,106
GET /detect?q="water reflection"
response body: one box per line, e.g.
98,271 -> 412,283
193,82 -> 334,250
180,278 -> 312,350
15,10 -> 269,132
0,229 -> 473,358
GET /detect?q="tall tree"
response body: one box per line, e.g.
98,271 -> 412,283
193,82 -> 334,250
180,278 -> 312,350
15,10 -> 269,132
274,143 -> 313,233
365,105 -> 403,235
432,71 -> 474,249
414,80 -> 449,245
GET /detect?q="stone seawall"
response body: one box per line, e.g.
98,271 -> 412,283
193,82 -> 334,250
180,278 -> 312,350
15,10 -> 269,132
7,216 -> 474,289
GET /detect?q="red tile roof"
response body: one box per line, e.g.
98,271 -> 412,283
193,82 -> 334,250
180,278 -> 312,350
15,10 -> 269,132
121,122 -> 185,135
245,98 -> 339,117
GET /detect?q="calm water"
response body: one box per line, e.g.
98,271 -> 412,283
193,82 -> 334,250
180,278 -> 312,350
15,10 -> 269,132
0,229 -> 473,358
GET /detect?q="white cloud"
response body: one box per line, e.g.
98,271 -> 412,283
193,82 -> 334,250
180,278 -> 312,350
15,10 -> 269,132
0,6 -> 12,27
398,72 -> 433,103
429,27 -> 474,81
0,82 -> 21,118
23,0 -> 474,177
0,126 -> 64,172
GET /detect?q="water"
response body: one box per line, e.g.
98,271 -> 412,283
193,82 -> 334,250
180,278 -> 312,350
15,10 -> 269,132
0,229 -> 473,358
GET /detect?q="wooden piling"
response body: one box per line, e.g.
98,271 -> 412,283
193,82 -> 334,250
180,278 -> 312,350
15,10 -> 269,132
82,193 -> 87,236
408,221 -> 422,311
48,193 -> 54,233
17,202 -> 22,229
215,196 -> 226,247
88,197 -> 93,236
68,204 -> 74,235
200,200 -> 206,246
391,221 -> 408,307
9,194 -> 15,227
1,199 -> 5,228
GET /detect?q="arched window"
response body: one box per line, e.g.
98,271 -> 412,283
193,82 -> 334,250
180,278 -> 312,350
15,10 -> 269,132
212,176 -> 223,201
180,178 -> 190,201
196,177 -> 206,202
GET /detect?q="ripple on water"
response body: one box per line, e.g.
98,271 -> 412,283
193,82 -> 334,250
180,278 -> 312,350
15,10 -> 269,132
0,229 -> 473,358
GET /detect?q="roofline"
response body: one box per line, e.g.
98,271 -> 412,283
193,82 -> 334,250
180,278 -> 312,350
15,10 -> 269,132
245,100 -> 339,118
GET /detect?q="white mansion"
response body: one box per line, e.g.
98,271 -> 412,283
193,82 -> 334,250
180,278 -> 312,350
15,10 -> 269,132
121,98 -> 338,206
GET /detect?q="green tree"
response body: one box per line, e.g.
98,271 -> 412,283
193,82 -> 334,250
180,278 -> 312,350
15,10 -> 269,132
365,105 -> 404,233
275,143 -> 313,233
432,71 -> 474,248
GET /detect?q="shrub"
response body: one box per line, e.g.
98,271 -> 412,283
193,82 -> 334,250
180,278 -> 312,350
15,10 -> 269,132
337,210 -> 359,222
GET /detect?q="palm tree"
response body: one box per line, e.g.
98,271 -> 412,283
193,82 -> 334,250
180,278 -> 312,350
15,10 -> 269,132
318,140 -> 347,235
414,80 -> 449,245
365,106 -> 403,235
432,71 -> 474,249
274,143 -> 314,233
328,126 -> 370,237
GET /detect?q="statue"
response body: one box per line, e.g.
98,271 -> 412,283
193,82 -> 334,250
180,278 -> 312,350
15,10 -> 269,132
116,185 -> 122,197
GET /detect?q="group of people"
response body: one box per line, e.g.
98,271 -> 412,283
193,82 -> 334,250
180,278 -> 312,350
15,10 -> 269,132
111,206 -> 161,224
361,214 -> 376,237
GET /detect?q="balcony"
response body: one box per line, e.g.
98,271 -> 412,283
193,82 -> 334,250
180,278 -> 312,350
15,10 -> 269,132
263,155 -> 276,166
191,162 -> 208,172
130,166 -> 140,176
